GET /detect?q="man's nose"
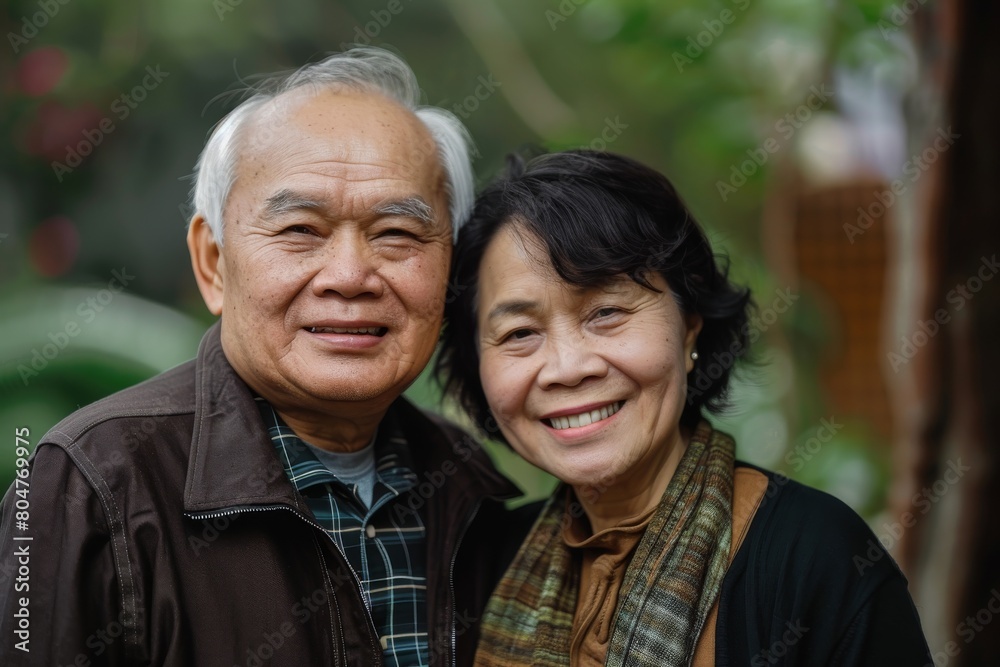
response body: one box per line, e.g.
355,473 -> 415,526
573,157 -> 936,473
536,333 -> 609,389
310,234 -> 384,299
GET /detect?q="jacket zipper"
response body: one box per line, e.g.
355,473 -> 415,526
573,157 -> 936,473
185,504 -> 382,653
449,499 -> 482,667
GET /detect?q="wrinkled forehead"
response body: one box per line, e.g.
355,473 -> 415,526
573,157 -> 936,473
234,87 -> 445,197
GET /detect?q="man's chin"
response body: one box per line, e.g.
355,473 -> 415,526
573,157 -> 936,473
281,363 -> 417,402
294,380 -> 403,405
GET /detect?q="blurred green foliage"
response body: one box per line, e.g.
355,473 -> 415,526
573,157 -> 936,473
1,0 -> 902,512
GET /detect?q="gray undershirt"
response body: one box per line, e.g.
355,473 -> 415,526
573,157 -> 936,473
304,438 -> 377,509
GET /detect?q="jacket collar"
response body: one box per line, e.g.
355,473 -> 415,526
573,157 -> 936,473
183,322 -> 305,513
183,322 -> 519,513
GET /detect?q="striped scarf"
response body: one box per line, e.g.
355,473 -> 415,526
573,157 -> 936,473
475,422 -> 735,667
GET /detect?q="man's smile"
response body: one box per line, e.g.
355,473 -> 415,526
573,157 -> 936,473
305,326 -> 387,336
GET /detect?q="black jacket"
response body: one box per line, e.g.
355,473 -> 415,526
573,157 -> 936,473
715,464 -> 932,665
0,323 -> 532,666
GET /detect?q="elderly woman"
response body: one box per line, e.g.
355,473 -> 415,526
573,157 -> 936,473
437,151 -> 931,666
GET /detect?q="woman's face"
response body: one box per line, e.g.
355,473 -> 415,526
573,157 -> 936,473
476,224 -> 701,491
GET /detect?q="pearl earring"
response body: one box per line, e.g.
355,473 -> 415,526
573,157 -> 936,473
691,351 -> 699,361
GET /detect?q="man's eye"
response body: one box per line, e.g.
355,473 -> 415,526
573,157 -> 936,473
283,225 -> 314,235
595,307 -> 620,318
379,228 -> 418,239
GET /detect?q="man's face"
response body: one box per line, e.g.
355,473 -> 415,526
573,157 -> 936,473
205,89 -> 452,414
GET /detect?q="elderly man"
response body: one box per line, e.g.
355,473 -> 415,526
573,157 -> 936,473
0,48 -> 529,666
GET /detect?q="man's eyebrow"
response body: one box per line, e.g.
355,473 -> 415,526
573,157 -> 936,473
486,300 -> 538,323
372,196 -> 435,225
261,189 -> 327,220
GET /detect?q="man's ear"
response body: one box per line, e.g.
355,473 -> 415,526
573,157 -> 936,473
187,214 -> 224,316
684,313 -> 704,374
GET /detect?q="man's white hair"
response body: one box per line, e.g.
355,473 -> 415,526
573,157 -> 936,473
191,47 -> 475,244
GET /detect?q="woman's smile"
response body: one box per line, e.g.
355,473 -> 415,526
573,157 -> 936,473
541,399 -> 625,431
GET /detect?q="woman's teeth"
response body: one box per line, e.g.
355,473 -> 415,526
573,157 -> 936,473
546,401 -> 623,430
308,326 -> 385,335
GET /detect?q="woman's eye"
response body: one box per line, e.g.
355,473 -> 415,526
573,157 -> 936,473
505,329 -> 535,341
284,225 -> 314,235
595,307 -> 620,318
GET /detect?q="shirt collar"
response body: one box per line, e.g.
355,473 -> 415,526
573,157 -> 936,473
255,397 -> 418,494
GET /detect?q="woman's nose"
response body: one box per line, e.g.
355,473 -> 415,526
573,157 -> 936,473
536,333 -> 609,389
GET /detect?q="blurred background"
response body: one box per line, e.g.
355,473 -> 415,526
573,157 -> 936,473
1,0 -> 997,662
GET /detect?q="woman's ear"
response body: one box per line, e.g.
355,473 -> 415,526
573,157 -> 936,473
684,313 -> 704,374
187,214 -> 225,316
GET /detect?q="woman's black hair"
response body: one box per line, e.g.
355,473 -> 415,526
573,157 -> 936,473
436,149 -> 752,441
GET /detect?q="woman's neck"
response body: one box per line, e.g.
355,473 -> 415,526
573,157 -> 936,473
574,428 -> 692,535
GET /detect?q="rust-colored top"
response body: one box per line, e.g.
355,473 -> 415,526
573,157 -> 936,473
563,500 -> 656,667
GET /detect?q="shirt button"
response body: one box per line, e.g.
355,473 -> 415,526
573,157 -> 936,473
366,524 -> 376,539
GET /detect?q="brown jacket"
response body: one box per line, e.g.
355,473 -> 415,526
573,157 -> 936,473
0,324 -> 528,666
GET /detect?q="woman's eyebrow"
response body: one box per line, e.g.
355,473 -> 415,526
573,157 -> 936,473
486,300 -> 538,323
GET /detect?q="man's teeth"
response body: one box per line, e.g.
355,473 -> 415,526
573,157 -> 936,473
308,326 -> 384,335
547,401 -> 623,430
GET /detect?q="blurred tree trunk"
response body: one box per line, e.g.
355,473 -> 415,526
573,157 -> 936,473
889,0 -> 1000,664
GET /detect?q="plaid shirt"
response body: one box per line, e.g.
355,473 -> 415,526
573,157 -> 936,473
257,399 -> 429,666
